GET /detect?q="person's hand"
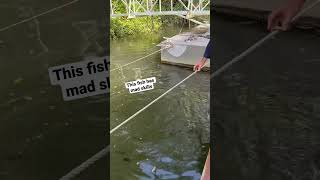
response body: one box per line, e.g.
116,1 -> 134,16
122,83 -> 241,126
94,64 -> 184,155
194,58 -> 207,71
267,0 -> 305,31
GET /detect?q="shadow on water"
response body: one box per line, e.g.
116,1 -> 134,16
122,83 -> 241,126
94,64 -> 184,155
110,27 -> 210,180
0,1 -> 108,179
213,15 -> 320,180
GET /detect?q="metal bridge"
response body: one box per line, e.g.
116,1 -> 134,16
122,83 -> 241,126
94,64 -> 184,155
110,0 -> 210,18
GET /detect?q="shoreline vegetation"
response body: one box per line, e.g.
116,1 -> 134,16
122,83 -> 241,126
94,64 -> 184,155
111,16 -> 161,39
111,15 -> 210,39
110,0 -> 182,39
111,16 -> 184,39
110,1 -> 209,39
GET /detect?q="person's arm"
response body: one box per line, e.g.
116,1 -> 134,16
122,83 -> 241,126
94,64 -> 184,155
268,0 -> 306,31
194,40 -> 212,71
203,40 -> 212,59
194,57 -> 208,71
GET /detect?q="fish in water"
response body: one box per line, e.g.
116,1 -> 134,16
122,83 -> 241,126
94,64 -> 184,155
152,166 -> 157,174
123,157 -> 131,162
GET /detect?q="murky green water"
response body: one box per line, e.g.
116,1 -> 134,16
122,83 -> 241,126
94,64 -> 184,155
213,15 -> 320,180
0,1 -> 108,179
110,27 -> 210,180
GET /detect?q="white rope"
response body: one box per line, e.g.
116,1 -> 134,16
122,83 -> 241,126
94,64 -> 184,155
211,0 -> 320,79
110,49 -> 162,72
0,0 -> 79,32
59,146 -> 109,180
58,1 -> 320,179
59,63 -> 208,179
110,47 -> 168,72
110,62 -> 209,134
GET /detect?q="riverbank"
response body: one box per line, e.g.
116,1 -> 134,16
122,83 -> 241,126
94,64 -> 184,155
111,15 -> 209,39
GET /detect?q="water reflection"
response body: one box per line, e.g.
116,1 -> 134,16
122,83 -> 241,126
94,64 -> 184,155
111,28 -> 209,179
213,15 -> 320,180
0,1 -> 108,179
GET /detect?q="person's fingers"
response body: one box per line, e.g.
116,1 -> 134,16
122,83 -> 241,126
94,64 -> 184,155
268,9 -> 287,31
267,14 -> 275,30
271,17 -> 283,30
268,10 -> 280,31
272,16 -> 288,31
268,17 -> 279,31
272,25 -> 281,31
194,64 -> 199,71
282,14 -> 292,31
197,65 -> 202,71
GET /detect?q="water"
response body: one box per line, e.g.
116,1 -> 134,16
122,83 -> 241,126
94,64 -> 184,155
110,27 -> 210,180
0,1 -> 108,179
213,15 -> 320,180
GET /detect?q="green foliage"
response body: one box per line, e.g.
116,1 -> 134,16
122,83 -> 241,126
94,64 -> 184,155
110,0 -> 209,39
110,0 -> 183,39
111,16 -> 162,39
111,0 -> 162,39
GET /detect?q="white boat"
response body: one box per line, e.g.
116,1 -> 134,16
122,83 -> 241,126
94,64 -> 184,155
158,24 -> 210,71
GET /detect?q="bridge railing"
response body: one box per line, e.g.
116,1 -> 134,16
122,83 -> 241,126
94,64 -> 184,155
111,0 -> 210,18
